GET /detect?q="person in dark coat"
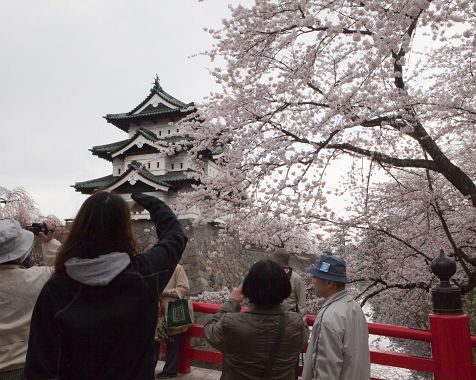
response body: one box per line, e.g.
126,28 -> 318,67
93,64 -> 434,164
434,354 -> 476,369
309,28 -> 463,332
25,192 -> 187,380
204,259 -> 309,380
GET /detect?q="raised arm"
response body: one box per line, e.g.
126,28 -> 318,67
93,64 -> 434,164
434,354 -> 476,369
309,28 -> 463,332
130,193 -> 188,294
204,285 -> 242,350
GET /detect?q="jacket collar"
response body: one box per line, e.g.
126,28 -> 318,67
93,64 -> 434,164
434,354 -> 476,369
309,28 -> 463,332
246,304 -> 285,315
322,289 -> 349,308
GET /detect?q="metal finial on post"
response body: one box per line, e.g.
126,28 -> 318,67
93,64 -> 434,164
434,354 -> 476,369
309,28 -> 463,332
431,249 -> 462,314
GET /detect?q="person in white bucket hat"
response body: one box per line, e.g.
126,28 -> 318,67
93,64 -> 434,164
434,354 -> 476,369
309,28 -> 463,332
0,218 -> 54,380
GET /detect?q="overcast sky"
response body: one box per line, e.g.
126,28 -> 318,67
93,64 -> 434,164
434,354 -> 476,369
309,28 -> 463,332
0,0 -> 253,220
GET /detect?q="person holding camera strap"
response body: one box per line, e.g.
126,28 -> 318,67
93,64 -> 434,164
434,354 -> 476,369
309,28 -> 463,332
0,218 -> 59,380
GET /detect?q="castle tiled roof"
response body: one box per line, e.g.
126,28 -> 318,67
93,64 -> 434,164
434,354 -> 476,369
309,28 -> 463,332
104,80 -> 195,132
90,128 -> 189,161
73,162 -> 195,194
72,174 -> 116,192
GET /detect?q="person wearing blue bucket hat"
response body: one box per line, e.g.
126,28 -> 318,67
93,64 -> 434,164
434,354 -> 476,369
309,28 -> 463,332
301,254 -> 370,380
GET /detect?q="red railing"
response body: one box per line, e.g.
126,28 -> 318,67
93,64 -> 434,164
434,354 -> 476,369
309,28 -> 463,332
176,302 -> 476,380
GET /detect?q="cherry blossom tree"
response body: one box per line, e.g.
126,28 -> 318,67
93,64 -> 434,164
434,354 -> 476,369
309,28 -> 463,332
343,166 -> 475,326
175,0 -> 476,324
215,209 -> 321,253
0,186 -> 40,226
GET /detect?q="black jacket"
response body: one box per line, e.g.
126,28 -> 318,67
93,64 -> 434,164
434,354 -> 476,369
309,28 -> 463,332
25,193 -> 187,380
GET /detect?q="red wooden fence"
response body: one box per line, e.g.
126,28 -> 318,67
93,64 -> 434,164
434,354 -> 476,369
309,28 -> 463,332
175,302 -> 476,380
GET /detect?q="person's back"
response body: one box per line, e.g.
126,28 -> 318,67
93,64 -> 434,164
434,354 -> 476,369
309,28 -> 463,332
25,192 -> 188,380
214,304 -> 306,379
0,218 -> 54,378
34,265 -> 159,380
312,290 -> 369,380
0,265 -> 50,373
205,260 -> 309,380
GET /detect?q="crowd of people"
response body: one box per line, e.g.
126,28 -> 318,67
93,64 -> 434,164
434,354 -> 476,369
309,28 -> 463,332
0,191 -> 370,380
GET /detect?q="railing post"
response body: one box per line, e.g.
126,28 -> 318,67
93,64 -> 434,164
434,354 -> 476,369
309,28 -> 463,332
429,250 -> 473,380
178,330 -> 192,374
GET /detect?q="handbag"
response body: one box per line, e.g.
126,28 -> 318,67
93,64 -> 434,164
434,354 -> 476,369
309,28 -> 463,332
155,315 -> 169,342
166,298 -> 194,328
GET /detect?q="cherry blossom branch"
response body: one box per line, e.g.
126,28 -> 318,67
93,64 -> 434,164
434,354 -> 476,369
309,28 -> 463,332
373,228 -> 432,262
348,278 -> 432,307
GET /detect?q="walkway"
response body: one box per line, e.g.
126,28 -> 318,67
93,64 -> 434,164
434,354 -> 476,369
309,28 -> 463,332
155,361 -> 220,380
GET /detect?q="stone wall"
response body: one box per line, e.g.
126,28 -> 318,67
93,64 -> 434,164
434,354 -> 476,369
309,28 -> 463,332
132,220 -> 258,295
29,219 -> 315,295
132,220 -> 315,296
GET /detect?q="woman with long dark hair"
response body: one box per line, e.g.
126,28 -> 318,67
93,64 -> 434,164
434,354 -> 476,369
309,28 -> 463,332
25,192 -> 187,380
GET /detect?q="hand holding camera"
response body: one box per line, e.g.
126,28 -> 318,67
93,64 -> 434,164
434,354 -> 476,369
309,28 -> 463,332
26,220 -> 56,243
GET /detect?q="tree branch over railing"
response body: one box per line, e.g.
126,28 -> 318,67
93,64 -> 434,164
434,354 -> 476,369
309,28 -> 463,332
349,278 -> 432,307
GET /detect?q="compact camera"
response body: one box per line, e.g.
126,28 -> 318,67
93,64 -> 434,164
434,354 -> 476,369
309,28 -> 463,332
26,222 -> 50,236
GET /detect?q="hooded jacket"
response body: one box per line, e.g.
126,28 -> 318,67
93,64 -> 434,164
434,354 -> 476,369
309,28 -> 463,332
301,290 -> 370,380
204,300 -> 309,380
24,193 -> 187,380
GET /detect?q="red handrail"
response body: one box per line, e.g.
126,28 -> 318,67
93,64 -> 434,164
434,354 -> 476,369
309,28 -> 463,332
179,301 -> 476,379
194,302 -> 433,341
307,314 -> 433,342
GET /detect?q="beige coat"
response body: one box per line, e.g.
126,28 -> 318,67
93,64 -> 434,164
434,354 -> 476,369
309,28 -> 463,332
0,241 -> 59,372
160,264 -> 190,335
41,239 -> 61,266
281,271 -> 307,316
205,300 -> 309,380
0,265 -> 51,371
301,290 -> 370,380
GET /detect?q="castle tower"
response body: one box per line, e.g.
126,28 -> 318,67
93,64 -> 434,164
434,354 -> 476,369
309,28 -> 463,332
73,77 -> 223,221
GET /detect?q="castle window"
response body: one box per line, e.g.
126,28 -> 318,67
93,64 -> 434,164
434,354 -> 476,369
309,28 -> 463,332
168,130 -> 171,134
159,131 -> 162,136
171,163 -> 174,170
147,162 -> 150,169
156,162 -> 160,168
176,128 -> 179,133
118,168 -> 121,175
180,163 -> 183,169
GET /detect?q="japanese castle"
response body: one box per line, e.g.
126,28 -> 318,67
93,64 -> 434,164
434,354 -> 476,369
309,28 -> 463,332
73,77 -> 222,220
